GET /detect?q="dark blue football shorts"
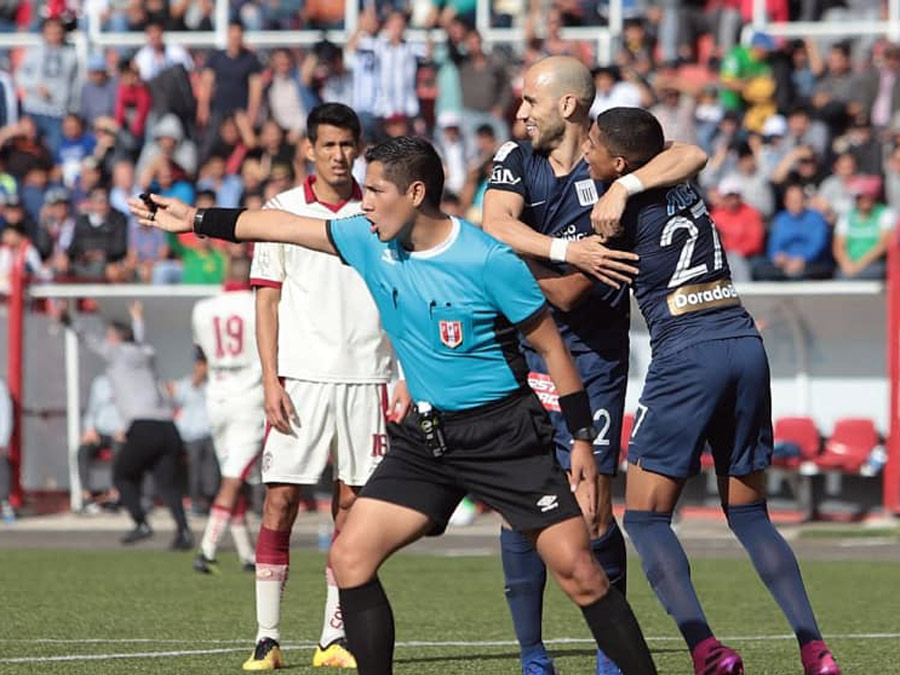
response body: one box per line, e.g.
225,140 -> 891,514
525,348 -> 627,477
628,336 -> 774,478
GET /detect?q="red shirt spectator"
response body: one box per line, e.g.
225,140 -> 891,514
115,63 -> 151,139
710,177 -> 765,257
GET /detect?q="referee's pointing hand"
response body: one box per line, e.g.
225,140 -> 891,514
128,194 -> 196,233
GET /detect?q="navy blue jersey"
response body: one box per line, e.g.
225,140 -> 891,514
487,140 -> 629,356
621,182 -> 758,357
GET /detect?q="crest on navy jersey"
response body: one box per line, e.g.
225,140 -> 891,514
575,179 -> 598,206
439,320 -> 463,349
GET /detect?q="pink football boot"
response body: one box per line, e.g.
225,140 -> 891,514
692,637 -> 744,675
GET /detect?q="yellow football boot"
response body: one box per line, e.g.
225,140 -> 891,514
242,638 -> 285,671
312,639 -> 358,668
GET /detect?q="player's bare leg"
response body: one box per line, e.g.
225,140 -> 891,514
532,517 -> 656,675
329,497 -> 433,675
718,472 -> 840,675
623,463 -> 743,675
243,483 -> 303,671
195,476 -> 252,573
313,480 -> 362,668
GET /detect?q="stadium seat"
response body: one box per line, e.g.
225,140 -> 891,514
620,413 -> 634,465
773,417 -> 821,469
816,418 -> 880,474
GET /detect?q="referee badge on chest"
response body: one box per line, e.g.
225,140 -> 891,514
438,319 -> 463,349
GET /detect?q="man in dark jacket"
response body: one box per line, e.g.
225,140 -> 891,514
64,186 -> 128,281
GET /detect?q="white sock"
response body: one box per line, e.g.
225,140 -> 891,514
230,517 -> 255,565
200,505 -> 230,561
255,563 -> 288,643
318,565 -> 345,647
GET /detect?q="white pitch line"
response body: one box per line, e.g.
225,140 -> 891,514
1,632 -> 898,646
1,633 -> 898,664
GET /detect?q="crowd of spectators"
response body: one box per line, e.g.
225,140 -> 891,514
0,0 -> 898,287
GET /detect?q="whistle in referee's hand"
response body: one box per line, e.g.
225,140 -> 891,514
139,192 -> 159,216
417,402 -> 448,459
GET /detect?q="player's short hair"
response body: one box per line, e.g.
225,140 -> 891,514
365,136 -> 444,209
593,107 -> 665,170
307,103 -> 362,144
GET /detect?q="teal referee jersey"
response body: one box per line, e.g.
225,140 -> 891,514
327,215 -> 548,411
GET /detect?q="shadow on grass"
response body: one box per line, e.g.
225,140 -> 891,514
397,647 -> 684,665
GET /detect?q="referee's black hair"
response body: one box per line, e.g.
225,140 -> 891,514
594,107 -> 665,170
307,103 -> 362,144
365,136 -> 444,209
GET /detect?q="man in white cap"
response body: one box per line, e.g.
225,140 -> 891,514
709,175 -> 765,282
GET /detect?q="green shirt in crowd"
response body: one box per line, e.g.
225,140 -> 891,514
719,45 -> 771,111
836,204 -> 894,262
168,233 -> 226,284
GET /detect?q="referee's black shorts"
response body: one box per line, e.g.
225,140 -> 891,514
360,388 -> 582,534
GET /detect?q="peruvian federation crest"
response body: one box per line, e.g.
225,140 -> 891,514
439,320 -> 463,349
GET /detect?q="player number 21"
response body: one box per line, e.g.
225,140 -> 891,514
212,315 -> 244,357
660,215 -> 723,288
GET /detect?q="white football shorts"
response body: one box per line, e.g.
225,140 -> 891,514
207,392 -> 265,483
261,379 -> 389,486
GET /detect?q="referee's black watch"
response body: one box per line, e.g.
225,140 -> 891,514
571,426 -> 598,442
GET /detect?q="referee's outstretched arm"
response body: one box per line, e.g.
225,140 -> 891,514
128,194 -> 338,256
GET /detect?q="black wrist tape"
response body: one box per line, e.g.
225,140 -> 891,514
558,390 -> 593,435
194,208 -> 246,242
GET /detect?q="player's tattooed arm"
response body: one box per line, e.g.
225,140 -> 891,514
128,195 -> 337,255
591,141 -> 708,240
526,259 -> 594,312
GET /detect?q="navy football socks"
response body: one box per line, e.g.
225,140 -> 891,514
591,520 -> 627,596
623,509 -> 714,651
502,522 -> 629,672
500,527 -> 548,663
726,500 -> 823,647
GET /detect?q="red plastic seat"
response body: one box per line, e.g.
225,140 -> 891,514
773,417 -> 821,468
620,413 -> 634,465
816,418 -> 879,473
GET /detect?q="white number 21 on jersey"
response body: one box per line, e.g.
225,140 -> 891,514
660,212 -> 724,288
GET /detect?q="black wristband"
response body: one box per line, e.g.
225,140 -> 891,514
193,207 -> 246,242
558,390 -> 594,436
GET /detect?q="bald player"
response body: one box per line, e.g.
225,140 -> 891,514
483,56 -> 707,675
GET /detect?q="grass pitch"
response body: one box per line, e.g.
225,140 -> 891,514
1,548 -> 898,674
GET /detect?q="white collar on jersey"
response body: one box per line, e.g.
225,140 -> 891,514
408,216 -> 461,260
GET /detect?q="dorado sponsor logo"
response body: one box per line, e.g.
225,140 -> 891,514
527,372 -> 560,412
667,278 -> 741,317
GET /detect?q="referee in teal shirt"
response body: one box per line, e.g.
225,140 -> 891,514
129,136 -> 655,675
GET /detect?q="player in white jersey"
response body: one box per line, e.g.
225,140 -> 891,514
243,103 -> 408,671
191,256 -> 265,574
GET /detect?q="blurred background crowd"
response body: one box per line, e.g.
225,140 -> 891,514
0,0 -> 898,290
